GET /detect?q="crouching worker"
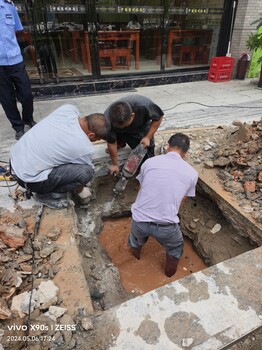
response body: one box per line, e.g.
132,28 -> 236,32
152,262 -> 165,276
128,133 -> 198,277
105,95 -> 164,175
10,104 -> 109,209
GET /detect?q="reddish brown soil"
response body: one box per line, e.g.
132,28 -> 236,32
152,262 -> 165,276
99,217 -> 207,294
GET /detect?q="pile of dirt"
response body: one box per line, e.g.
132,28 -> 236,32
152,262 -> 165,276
186,119 -> 262,223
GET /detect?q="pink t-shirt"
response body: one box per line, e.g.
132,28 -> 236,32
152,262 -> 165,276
131,152 -> 198,223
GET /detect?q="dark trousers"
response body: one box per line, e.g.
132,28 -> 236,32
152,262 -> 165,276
16,164 -> 94,194
117,133 -> 155,162
128,219 -> 184,258
0,62 -> 33,132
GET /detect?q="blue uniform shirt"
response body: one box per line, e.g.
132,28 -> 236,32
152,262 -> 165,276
0,0 -> 23,65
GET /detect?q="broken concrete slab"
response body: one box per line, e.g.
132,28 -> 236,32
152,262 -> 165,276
91,247 -> 262,350
196,166 -> 262,245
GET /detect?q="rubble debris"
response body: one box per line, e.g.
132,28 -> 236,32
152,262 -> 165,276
189,118 -> 262,223
0,225 -> 27,249
47,305 -> 67,321
210,223 -> 222,234
37,280 -> 59,305
50,250 -> 63,264
81,317 -> 94,331
0,297 -> 11,319
11,291 -> 29,317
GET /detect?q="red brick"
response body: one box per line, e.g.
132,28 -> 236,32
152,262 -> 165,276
243,181 -> 256,193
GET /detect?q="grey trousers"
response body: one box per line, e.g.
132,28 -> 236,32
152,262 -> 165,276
16,163 -> 93,194
128,219 -> 184,258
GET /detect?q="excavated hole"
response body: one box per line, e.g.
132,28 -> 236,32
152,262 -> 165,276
76,174 -> 257,312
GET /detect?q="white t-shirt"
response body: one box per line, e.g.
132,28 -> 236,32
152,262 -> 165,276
127,21 -> 141,30
11,104 -> 94,183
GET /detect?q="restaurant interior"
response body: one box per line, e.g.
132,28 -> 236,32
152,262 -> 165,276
16,0 -> 225,82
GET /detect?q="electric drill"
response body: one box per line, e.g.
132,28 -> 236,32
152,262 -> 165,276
113,144 -> 147,196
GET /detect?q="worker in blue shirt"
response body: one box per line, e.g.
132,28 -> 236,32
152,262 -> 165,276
0,0 -> 36,140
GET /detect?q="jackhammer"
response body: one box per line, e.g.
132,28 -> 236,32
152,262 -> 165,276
113,143 -> 147,196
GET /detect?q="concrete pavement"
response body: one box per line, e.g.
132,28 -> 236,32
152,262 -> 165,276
1,79 -> 262,163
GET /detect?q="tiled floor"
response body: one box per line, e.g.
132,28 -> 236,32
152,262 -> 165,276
24,56 -> 208,79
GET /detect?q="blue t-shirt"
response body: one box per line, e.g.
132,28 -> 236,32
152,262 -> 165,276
0,0 -> 23,65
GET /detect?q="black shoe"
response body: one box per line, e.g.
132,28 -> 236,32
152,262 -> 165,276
25,120 -> 37,128
15,130 -> 24,140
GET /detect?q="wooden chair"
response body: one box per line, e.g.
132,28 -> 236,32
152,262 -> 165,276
98,35 -> 117,70
178,35 -> 197,65
81,31 -> 132,71
113,35 -> 132,70
179,46 -> 197,65
195,45 -> 210,64
193,30 -> 212,64
99,46 -> 116,70
98,32 -> 132,70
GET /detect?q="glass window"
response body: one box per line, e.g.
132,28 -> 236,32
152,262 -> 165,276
17,1 -> 90,82
96,0 -> 163,75
166,0 -> 224,69
17,0 -> 225,82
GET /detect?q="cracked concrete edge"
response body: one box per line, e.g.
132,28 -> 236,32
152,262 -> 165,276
93,246 -> 262,350
196,167 -> 262,246
39,206 -> 94,317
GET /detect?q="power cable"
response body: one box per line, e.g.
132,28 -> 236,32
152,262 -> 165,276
158,99 -> 262,153
163,101 -> 262,112
0,183 -> 18,188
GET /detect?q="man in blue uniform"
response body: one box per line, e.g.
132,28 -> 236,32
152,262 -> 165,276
0,0 -> 36,140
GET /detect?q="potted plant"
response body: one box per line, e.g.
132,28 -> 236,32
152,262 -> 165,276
246,15 -> 262,87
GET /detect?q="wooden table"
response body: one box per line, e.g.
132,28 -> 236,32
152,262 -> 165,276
82,30 -> 140,72
98,30 -> 140,70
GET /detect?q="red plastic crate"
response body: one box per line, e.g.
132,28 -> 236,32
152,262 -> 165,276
208,69 -> 233,83
210,56 -> 235,71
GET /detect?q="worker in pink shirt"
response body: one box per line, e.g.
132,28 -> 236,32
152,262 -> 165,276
128,133 -> 198,277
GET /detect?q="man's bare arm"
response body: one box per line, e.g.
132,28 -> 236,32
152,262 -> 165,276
107,142 -> 119,175
140,117 -> 163,147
